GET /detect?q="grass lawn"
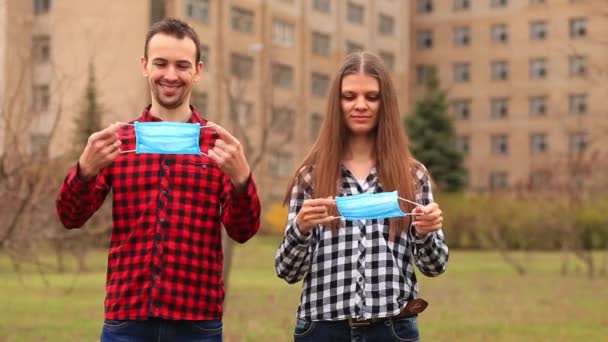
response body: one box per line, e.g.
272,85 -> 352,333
1,235 -> 607,341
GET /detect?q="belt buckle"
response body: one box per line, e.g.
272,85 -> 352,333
348,319 -> 370,327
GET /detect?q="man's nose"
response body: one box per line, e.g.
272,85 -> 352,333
164,65 -> 178,80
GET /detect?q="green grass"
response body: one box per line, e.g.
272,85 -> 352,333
1,236 -> 607,341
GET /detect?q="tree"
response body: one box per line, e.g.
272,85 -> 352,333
48,61 -> 111,273
72,62 -> 103,158
405,66 -> 466,192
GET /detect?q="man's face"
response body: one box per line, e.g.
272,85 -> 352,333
141,33 -> 202,110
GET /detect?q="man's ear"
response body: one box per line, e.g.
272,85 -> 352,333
140,56 -> 149,77
194,61 -> 204,82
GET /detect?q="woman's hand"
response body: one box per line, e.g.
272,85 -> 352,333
295,198 -> 336,235
412,203 -> 443,238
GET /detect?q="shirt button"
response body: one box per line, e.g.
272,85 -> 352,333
159,218 -> 165,223
154,274 -> 160,281
358,277 -> 363,283
163,165 -> 168,170
162,190 -> 167,195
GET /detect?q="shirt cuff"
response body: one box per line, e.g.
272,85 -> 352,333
288,223 -> 312,244
66,163 -> 97,195
231,173 -> 257,200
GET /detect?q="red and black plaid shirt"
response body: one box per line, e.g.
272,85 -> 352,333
56,106 -> 260,320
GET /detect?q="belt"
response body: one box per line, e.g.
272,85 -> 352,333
347,298 -> 428,327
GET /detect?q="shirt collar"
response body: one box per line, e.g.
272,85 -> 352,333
139,105 -> 205,124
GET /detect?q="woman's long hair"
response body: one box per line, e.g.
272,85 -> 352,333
284,52 -> 419,237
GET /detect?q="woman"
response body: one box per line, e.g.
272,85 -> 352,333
275,52 -> 449,342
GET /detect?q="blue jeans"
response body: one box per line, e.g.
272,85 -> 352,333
100,318 -> 222,342
293,317 -> 420,342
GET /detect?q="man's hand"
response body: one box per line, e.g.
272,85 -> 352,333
412,203 -> 443,238
78,122 -> 122,181
207,122 -> 251,188
295,198 -> 337,235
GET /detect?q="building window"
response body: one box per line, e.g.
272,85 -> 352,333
416,30 -> 433,49
347,2 -> 365,24
32,35 -> 51,63
569,18 -> 587,39
233,100 -> 253,126
231,7 -> 254,33
30,133 -> 49,156
451,99 -> 471,120
489,171 -> 508,191
150,0 -> 166,24
312,0 -> 330,13
200,44 -> 209,67
379,14 -> 395,36
491,0 -> 508,8
312,32 -> 331,56
33,84 -> 50,112
569,94 -> 587,115
569,132 -> 587,154
231,53 -> 254,79
191,91 -> 208,115
34,0 -> 51,15
569,55 -> 587,77
530,58 -> 547,79
379,51 -> 395,71
272,19 -> 294,47
453,27 -> 471,47
529,96 -> 547,117
269,151 -> 294,177
490,97 -> 509,118
416,65 -> 427,84
455,135 -> 470,155
346,41 -> 364,54
491,134 -> 509,155
311,72 -> 330,97
491,61 -> 509,81
417,0 -> 433,13
310,112 -> 323,140
454,0 -> 470,11
185,0 -> 209,23
529,21 -> 547,41
272,63 -> 294,89
491,24 -> 509,44
271,106 -> 294,133
454,63 -> 470,82
530,133 -> 547,155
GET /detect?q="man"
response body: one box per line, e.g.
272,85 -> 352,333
56,18 -> 260,342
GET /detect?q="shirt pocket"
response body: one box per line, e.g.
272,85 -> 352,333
171,155 -> 222,208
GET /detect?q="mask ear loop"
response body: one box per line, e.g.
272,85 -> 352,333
116,122 -> 217,155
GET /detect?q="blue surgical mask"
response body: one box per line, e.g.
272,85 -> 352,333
336,191 -> 414,221
125,121 -> 204,155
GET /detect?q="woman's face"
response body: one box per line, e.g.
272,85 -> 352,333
341,73 -> 380,137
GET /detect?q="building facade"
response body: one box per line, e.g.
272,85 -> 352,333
169,0 -> 410,199
411,0 -> 608,191
1,0 -> 410,201
0,0 -> 6,156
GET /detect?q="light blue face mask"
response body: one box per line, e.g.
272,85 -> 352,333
335,191 -> 421,221
121,121 -> 211,155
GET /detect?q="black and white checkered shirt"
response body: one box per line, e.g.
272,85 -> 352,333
275,165 -> 449,320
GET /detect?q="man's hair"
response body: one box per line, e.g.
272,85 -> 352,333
144,18 -> 201,62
